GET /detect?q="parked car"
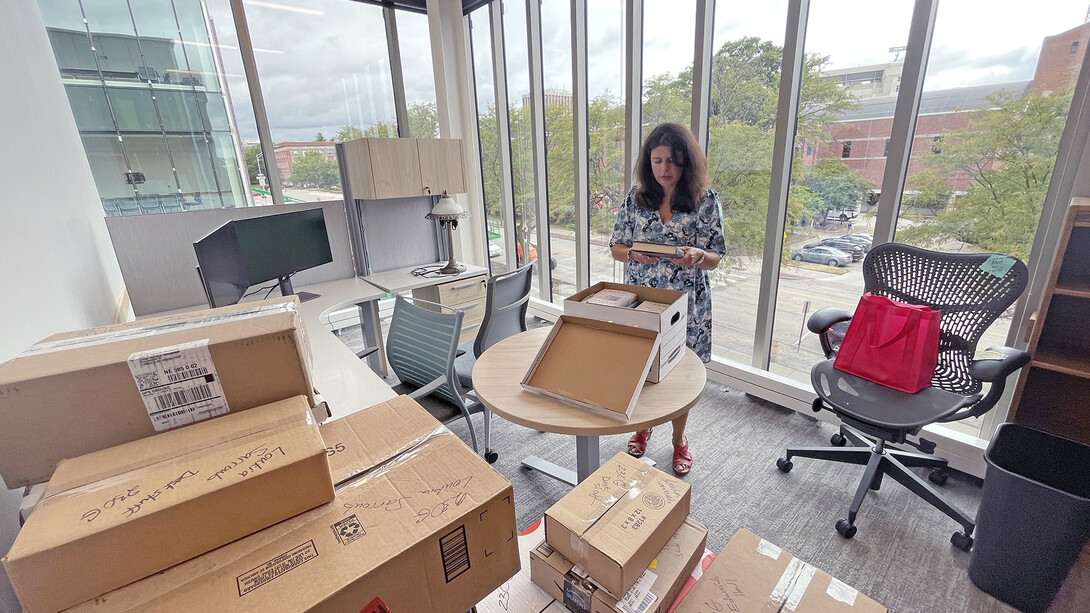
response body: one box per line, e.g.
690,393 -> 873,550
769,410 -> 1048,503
809,239 -> 864,261
791,245 -> 852,267
488,242 -> 502,258
838,233 -> 873,252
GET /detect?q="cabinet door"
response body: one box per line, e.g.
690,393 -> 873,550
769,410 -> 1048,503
368,138 -> 423,199
418,139 -> 465,196
340,139 -> 376,199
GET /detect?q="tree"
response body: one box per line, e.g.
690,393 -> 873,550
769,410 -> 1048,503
334,125 -> 364,142
408,102 -> 439,138
243,144 -> 261,184
898,87 -> 1073,260
291,151 -> 338,189
314,132 -> 326,142
800,159 -> 871,223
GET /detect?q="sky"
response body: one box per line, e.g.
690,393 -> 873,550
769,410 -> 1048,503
205,0 -> 1090,143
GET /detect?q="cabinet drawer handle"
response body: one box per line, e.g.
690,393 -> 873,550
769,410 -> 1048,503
451,280 -> 483,291
459,302 -> 481,311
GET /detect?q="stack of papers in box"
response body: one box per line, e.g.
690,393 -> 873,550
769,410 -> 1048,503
584,288 -> 639,307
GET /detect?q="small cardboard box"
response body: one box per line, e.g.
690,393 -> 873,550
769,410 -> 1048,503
545,452 -> 691,599
522,316 -> 659,420
674,528 -> 887,613
0,296 -> 315,488
2,395 -> 333,613
530,517 -> 708,613
565,282 -> 688,382
66,395 -> 520,613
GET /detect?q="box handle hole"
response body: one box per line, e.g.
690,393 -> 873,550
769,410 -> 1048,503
670,312 -> 681,325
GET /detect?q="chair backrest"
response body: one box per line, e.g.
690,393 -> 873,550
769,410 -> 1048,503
862,243 -> 1028,396
386,294 -> 465,407
473,262 -> 534,357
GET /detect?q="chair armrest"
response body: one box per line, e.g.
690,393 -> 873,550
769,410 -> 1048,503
807,307 -> 853,334
455,348 -> 467,358
969,347 -> 1031,382
355,346 -> 380,360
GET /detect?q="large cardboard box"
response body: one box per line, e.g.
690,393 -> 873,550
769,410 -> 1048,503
545,452 -> 691,599
531,517 -> 708,613
66,395 -> 520,613
3,395 -> 333,613
522,316 -> 660,420
0,296 -> 314,488
565,282 -> 688,383
674,528 -> 887,613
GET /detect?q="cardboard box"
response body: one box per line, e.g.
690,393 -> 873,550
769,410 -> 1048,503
674,528 -> 887,613
0,296 -> 315,488
66,395 -> 520,613
531,517 -> 708,613
3,396 -> 333,613
565,282 -> 688,382
545,452 -> 691,599
522,316 -> 660,420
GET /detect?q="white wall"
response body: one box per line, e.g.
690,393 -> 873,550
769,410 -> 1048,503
0,2 -> 125,608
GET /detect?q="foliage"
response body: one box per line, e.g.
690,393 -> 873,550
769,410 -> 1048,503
243,144 -> 261,184
897,87 -> 1073,260
409,102 -> 440,138
334,124 -> 364,141
291,151 -> 339,188
799,159 -> 871,222
314,132 -> 326,141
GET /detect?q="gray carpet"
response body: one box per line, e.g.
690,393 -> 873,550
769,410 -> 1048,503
335,324 -> 1088,613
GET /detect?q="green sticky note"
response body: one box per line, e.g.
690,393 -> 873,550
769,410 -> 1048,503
980,254 -> 1016,278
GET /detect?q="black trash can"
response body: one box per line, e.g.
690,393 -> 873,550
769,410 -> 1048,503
968,423 -> 1090,613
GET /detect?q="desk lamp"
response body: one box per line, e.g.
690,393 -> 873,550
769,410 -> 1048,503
426,191 -> 470,275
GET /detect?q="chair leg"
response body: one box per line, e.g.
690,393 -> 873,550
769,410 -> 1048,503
847,451 -> 884,525
786,446 -> 873,466
882,455 -> 974,535
840,426 -> 871,447
482,409 -> 497,464
888,448 -> 948,469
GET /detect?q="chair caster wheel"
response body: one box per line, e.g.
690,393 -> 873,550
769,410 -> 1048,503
928,469 -> 948,486
951,531 -> 973,552
835,519 -> 857,539
776,458 -> 793,473
831,433 -> 847,446
485,451 -> 499,464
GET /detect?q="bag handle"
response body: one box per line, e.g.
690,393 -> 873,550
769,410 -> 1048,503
870,303 -> 924,349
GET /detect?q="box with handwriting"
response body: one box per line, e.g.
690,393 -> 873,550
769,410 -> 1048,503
2,395 -> 333,613
544,452 -> 690,600
64,395 -> 519,613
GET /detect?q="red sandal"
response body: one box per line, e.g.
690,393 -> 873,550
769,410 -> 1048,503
627,428 -> 653,457
673,438 -> 693,475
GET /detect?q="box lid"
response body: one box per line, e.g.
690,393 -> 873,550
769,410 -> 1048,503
522,316 -> 659,418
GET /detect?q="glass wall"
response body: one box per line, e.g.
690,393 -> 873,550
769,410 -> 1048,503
706,0 -> 790,365
246,0 -> 394,202
397,11 -> 440,138
586,0 -> 627,286
39,0 -> 247,214
541,0 -> 575,301
641,0 -> 695,137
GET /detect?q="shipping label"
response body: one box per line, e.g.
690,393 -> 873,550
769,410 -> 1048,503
617,568 -> 659,613
127,339 -> 229,431
237,540 -> 318,596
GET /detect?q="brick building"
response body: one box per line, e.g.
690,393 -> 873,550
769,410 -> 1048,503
272,142 -> 337,183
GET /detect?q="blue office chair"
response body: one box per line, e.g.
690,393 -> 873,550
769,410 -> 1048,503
386,295 -> 491,460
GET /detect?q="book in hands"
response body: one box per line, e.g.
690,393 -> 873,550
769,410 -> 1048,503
583,288 -> 639,308
630,241 -> 683,258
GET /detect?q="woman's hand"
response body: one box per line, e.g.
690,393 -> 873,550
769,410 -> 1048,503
671,245 -> 706,268
628,250 -> 659,265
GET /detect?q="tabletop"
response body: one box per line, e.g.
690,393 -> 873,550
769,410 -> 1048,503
363,262 -> 490,294
473,327 -> 707,436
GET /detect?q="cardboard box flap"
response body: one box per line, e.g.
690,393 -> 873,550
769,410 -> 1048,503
319,395 -> 449,486
522,316 -> 659,417
45,396 -> 315,496
2,298 -> 302,381
64,416 -> 515,612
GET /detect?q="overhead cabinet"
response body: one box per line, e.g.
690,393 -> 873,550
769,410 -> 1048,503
341,137 -> 465,199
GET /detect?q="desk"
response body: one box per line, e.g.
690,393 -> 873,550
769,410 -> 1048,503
364,262 -> 491,345
363,262 -> 490,293
295,277 -> 397,419
473,327 -> 707,485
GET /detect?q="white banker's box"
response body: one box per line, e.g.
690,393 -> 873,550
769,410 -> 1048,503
565,282 -> 688,382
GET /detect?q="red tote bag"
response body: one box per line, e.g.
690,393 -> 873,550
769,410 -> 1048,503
833,292 -> 942,393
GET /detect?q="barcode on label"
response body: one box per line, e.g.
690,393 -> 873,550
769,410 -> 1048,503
634,591 -> 655,613
439,525 -> 470,582
152,384 -> 212,413
166,367 -> 208,383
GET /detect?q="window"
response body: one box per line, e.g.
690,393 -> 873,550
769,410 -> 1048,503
1071,41 -> 1080,55
841,141 -> 852,158
884,138 -> 890,157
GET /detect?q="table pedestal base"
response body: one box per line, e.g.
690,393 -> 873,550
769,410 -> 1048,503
521,435 -> 655,486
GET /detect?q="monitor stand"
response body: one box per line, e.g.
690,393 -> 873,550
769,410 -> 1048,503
278,276 -> 319,303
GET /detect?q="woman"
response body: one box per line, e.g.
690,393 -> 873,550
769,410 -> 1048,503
609,122 -> 726,475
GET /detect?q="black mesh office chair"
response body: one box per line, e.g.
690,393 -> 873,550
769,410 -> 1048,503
776,243 -> 1030,551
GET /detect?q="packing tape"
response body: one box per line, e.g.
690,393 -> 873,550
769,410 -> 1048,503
783,562 -> 816,612
825,577 -> 859,606
768,557 -> 805,609
334,425 -> 453,490
756,538 -> 782,560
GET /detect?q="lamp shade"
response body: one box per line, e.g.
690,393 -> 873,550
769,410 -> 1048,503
426,192 -> 470,221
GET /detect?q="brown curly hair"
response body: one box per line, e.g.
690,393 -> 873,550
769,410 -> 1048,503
634,123 -> 708,213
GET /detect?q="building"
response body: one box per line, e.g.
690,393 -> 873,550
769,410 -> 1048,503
272,141 -> 338,184
40,1 -> 249,216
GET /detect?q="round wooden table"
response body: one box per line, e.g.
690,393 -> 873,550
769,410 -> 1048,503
473,327 -> 707,484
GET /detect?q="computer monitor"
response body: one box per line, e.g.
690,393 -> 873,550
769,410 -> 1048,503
193,208 -> 334,307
